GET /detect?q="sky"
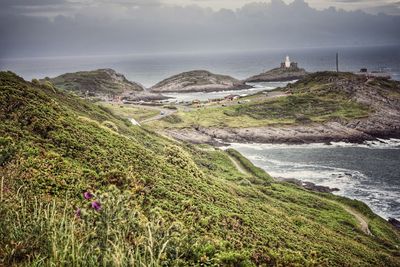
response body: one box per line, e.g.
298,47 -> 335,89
173,0 -> 400,14
0,0 -> 399,58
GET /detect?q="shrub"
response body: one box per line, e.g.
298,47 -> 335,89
162,114 -> 182,124
31,78 -> 40,85
101,121 -> 119,132
0,136 -> 16,166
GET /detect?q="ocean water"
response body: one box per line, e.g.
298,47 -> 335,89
163,81 -> 291,102
0,45 -> 399,87
230,140 -> 400,220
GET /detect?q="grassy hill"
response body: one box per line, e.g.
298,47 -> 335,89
44,68 -> 144,97
1,71 -> 400,266
150,70 -> 251,93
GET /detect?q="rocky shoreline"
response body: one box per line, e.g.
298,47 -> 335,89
165,128 -> 400,146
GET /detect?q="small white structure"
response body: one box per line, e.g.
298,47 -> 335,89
285,56 -> 291,68
280,55 -> 298,69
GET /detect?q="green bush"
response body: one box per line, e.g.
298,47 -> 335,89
0,136 -> 16,166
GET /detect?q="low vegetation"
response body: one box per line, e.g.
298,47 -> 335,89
1,71 -> 400,266
149,72 -> 376,129
98,102 -> 159,122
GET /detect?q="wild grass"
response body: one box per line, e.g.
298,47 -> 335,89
98,102 -> 159,122
0,184 -> 183,267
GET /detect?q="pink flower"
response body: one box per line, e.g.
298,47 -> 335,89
83,191 -> 94,200
91,201 -> 101,211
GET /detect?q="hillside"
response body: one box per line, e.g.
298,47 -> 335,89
151,72 -> 400,144
1,71 -> 400,266
45,68 -> 144,97
246,66 -> 308,82
150,70 -> 251,93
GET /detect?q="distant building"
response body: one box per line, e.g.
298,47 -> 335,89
355,68 -> 391,79
280,56 -> 298,69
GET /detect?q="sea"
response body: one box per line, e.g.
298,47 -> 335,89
1,45 -> 399,219
229,141 -> 400,220
0,45 -> 399,87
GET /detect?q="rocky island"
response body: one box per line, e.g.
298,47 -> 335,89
43,68 -> 168,101
150,70 -> 252,93
246,56 -> 308,82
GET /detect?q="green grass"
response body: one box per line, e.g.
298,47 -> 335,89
150,92 -> 370,129
226,148 -> 273,184
98,102 -> 159,122
149,72 -> 379,129
1,71 -> 400,266
225,93 -> 370,122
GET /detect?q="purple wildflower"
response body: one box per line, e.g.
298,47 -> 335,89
91,201 -> 102,211
75,208 -> 81,218
83,191 -> 94,200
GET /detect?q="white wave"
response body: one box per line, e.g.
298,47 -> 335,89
227,145 -> 400,219
228,138 -> 400,150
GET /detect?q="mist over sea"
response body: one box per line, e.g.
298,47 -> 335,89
1,45 -> 399,87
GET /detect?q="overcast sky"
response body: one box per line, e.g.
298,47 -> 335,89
174,0 -> 400,14
0,0 -> 399,58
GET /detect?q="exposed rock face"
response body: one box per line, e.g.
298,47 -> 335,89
166,73 -> 400,144
46,69 -> 144,97
388,218 -> 400,230
246,67 -> 308,82
277,178 -> 340,193
150,70 -> 251,93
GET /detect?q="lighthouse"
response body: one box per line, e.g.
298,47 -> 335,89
285,55 -> 291,68
280,55 -> 298,69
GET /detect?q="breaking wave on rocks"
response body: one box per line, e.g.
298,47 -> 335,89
229,139 -> 400,219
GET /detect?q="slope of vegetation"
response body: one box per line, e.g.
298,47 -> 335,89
1,71 -> 400,266
98,102 -> 159,122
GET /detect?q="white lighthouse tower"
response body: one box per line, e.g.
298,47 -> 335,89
285,55 -> 291,68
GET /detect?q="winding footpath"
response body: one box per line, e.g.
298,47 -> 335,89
227,152 -> 373,236
338,203 -> 372,235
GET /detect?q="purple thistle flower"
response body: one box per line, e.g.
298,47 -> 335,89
83,191 -> 94,200
91,201 -> 102,211
75,208 -> 81,218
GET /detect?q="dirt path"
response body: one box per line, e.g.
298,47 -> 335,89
340,204 -> 372,235
225,152 -> 372,236
325,199 -> 372,235
227,155 -> 251,176
130,105 -> 176,124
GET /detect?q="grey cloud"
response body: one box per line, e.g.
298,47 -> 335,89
0,0 -> 399,59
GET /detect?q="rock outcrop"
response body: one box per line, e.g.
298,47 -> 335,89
246,67 -> 308,82
150,70 -> 251,93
